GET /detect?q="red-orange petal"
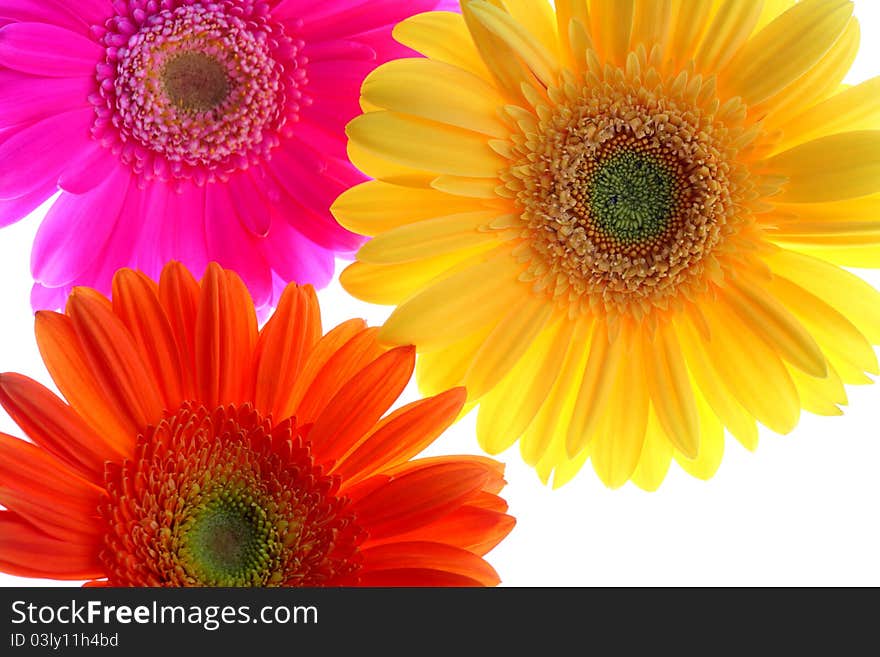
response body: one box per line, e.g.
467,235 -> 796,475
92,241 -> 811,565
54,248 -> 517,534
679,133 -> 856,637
253,284 -> 322,421
294,327 -> 386,424
158,261 -> 201,399
348,460 -> 492,541
379,455 -> 508,495
66,289 -> 165,435
332,387 -> 467,483
195,264 -> 258,408
0,511 -> 103,580
364,504 -> 515,556
0,373 -> 118,480
112,269 -> 185,411
34,310 -> 135,455
358,541 -> 501,586
276,318 -> 367,422
0,433 -> 103,541
308,345 -> 416,464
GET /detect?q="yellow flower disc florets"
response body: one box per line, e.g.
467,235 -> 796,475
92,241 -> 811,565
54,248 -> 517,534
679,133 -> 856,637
503,47 -> 757,318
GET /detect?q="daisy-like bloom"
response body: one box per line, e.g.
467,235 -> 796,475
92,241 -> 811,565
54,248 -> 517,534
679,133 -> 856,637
336,0 -> 880,489
0,0 -> 451,311
0,261 -> 513,586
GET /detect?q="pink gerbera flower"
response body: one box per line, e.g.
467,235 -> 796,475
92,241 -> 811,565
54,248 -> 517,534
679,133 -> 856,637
0,0 -> 451,310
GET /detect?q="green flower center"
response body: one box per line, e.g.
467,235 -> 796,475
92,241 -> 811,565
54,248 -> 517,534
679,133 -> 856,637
178,489 -> 281,587
587,150 -> 677,244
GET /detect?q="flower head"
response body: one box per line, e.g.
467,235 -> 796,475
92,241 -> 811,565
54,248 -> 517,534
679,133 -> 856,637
0,262 -> 512,586
0,0 -> 451,311
337,0 -> 880,489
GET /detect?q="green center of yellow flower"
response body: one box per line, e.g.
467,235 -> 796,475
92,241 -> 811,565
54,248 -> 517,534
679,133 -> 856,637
586,150 -> 677,245
178,488 -> 281,587
162,52 -> 230,113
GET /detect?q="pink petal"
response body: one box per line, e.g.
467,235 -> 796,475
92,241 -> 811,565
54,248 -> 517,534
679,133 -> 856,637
31,166 -> 131,287
205,184 -> 273,307
129,181 -> 171,281
280,0 -> 446,41
0,107 -> 93,200
261,218 -> 336,289
0,70 -> 92,126
30,280 -> 71,312
0,1 -> 89,34
0,22 -> 101,77
227,170 -> 271,237
58,143 -> 119,195
155,183 -> 209,279
0,181 -> 55,228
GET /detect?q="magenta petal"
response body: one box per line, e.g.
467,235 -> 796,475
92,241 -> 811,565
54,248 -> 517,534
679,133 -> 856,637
205,184 -> 273,307
30,280 -> 71,312
0,181 -> 55,228
227,170 -> 271,237
291,0 -> 447,41
129,182 -> 170,281
0,71 -> 92,127
262,218 -> 335,289
0,107 -> 93,200
0,1 -> 89,34
58,143 -> 119,195
31,167 -> 131,287
0,22 -> 101,77
156,183 -> 209,279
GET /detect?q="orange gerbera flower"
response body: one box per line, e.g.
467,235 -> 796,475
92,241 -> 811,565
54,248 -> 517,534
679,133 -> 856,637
0,262 -> 513,587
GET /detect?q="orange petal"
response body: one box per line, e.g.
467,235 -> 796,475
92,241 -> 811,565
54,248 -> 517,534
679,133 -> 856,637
332,387 -> 467,483
294,327 -> 386,425
195,264 -> 259,408
0,433 -> 103,542
34,310 -> 136,455
358,541 -> 501,586
158,261 -> 201,399
67,288 -> 165,433
308,346 -> 416,464
0,373 -> 118,480
364,503 -> 515,556
253,284 -> 322,421
112,269 -> 185,412
0,511 -> 103,580
349,460 -> 493,541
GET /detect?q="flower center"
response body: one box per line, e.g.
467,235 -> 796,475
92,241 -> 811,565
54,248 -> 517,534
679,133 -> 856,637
162,52 -> 230,113
93,1 -> 305,183
501,47 -> 755,317
585,150 -> 677,244
99,403 -> 363,587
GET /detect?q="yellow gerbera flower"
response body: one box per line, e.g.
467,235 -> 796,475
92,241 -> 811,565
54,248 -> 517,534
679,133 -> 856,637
334,0 -> 880,490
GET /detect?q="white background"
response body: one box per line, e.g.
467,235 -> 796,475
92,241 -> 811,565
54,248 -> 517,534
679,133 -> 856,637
1,1 -> 879,587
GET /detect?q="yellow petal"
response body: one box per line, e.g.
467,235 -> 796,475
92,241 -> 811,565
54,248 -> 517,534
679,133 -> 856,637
756,17 -> 859,132
630,0 -> 672,52
380,250 -> 526,351
468,0 -> 560,87
520,318 -> 593,467
722,0 -> 854,106
756,0 -> 796,32
696,0 -> 763,74
476,315 -> 575,454
362,58 -> 509,138
774,76 -> 880,153
673,389 -> 724,481
500,0 -> 561,61
702,302 -> 801,435
725,277 -> 827,377
677,313 -> 759,452
415,324 -> 495,397
590,323 -> 648,489
347,141 -> 435,187
631,408 -> 674,492
347,111 -> 507,179
357,211 -> 503,264
464,293 -> 554,399
393,11 -> 492,80
644,320 -> 699,459
589,0 -> 634,66
765,247 -> 880,343
555,0 -> 591,70
666,0 -> 714,68
332,180 -> 487,235
787,361 -> 846,416
787,243 -> 880,270
340,244 -> 498,306
432,175 -> 505,199
764,131 -> 880,203
566,320 -> 624,456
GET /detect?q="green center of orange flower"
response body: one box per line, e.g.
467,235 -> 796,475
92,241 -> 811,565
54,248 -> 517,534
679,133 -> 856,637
99,403 -> 364,587
162,52 -> 230,113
